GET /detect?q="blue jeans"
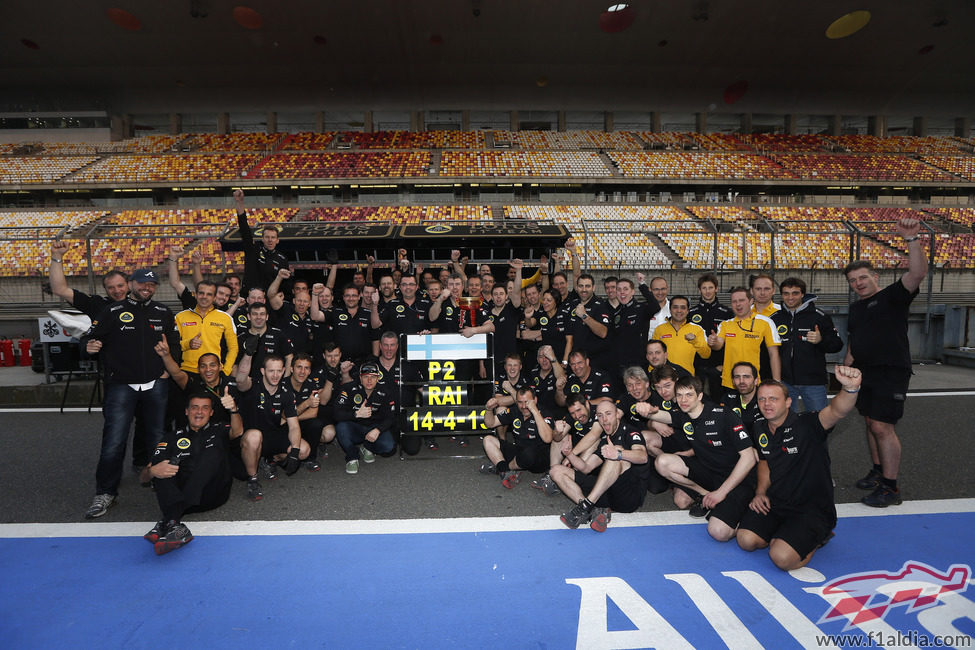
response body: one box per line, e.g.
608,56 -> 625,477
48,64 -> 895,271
96,380 -> 167,495
783,382 -> 828,413
335,421 -> 395,462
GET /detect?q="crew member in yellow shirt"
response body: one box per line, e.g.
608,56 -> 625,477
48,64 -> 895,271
708,287 -> 780,390
175,280 -> 239,376
651,295 -> 710,374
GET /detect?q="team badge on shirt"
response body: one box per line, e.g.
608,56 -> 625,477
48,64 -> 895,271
682,422 -> 694,436
119,312 -> 134,323
177,438 -> 191,450
758,433 -> 769,448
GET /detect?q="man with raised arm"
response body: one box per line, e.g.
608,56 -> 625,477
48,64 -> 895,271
233,188 -> 288,292
844,216 -> 927,507
737,367 -> 863,570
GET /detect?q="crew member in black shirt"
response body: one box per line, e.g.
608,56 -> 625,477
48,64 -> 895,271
145,392 -> 239,555
655,376 -> 757,542
557,350 -> 616,407
689,273 -> 734,398
482,387 -> 554,489
737,367 -> 862,570
236,353 -> 308,499
334,361 -> 397,474
844,216 -> 927,508
720,361 -> 765,436
234,189 -> 288,293
612,277 -> 659,373
237,302 -> 293,380
554,399 -> 650,533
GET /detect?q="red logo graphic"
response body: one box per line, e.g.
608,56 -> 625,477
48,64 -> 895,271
819,561 -> 971,630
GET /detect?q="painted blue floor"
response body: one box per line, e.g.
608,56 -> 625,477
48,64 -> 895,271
2,513 -> 974,648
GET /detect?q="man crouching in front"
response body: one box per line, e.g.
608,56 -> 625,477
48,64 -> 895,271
144,392 -> 240,555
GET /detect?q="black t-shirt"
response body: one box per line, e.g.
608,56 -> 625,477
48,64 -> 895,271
496,408 -> 553,446
479,301 -> 522,361
71,289 -> 110,320
603,419 -> 647,452
564,368 -> 617,402
289,375 -> 321,409
237,327 -> 294,379
670,403 -> 751,478
752,411 -> 835,521
527,366 -> 561,417
562,412 -> 598,447
240,380 -> 297,432
334,382 -> 395,432
431,298 -> 462,334
327,306 -> 375,362
720,391 -> 766,436
568,297 -> 613,358
613,298 -> 658,366
379,297 -> 431,335
151,421 -> 231,486
275,304 -> 317,356
536,309 -> 569,358
848,279 -> 917,370
616,392 -> 654,430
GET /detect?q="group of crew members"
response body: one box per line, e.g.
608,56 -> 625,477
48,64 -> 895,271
49,189 -> 925,566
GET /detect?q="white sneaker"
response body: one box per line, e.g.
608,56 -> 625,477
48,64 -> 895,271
84,494 -> 116,519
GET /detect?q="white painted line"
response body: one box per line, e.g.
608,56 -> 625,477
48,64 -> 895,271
1,498 -> 973,539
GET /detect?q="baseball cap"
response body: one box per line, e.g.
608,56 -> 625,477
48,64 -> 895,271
130,268 -> 159,284
359,362 -> 380,376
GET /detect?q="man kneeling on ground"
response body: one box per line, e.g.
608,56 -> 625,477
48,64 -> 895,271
736,367 -> 862,570
145,392 -> 240,555
655,376 -> 757,543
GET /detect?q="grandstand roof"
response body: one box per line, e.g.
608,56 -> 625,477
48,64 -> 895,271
2,1 -> 974,115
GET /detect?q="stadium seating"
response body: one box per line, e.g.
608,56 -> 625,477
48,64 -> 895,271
440,152 -> 611,177
772,154 -> 957,182
493,130 -> 641,150
609,152 -> 794,179
69,154 -> 259,183
827,135 -> 967,154
920,156 -> 975,181
0,211 -> 110,276
254,152 -> 431,179
736,134 -> 827,152
922,207 -> 975,228
631,132 -> 746,151
335,130 -> 485,149
301,205 -> 492,224
685,206 -> 761,230
186,133 -> 285,152
0,156 -> 100,183
281,132 -> 337,151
